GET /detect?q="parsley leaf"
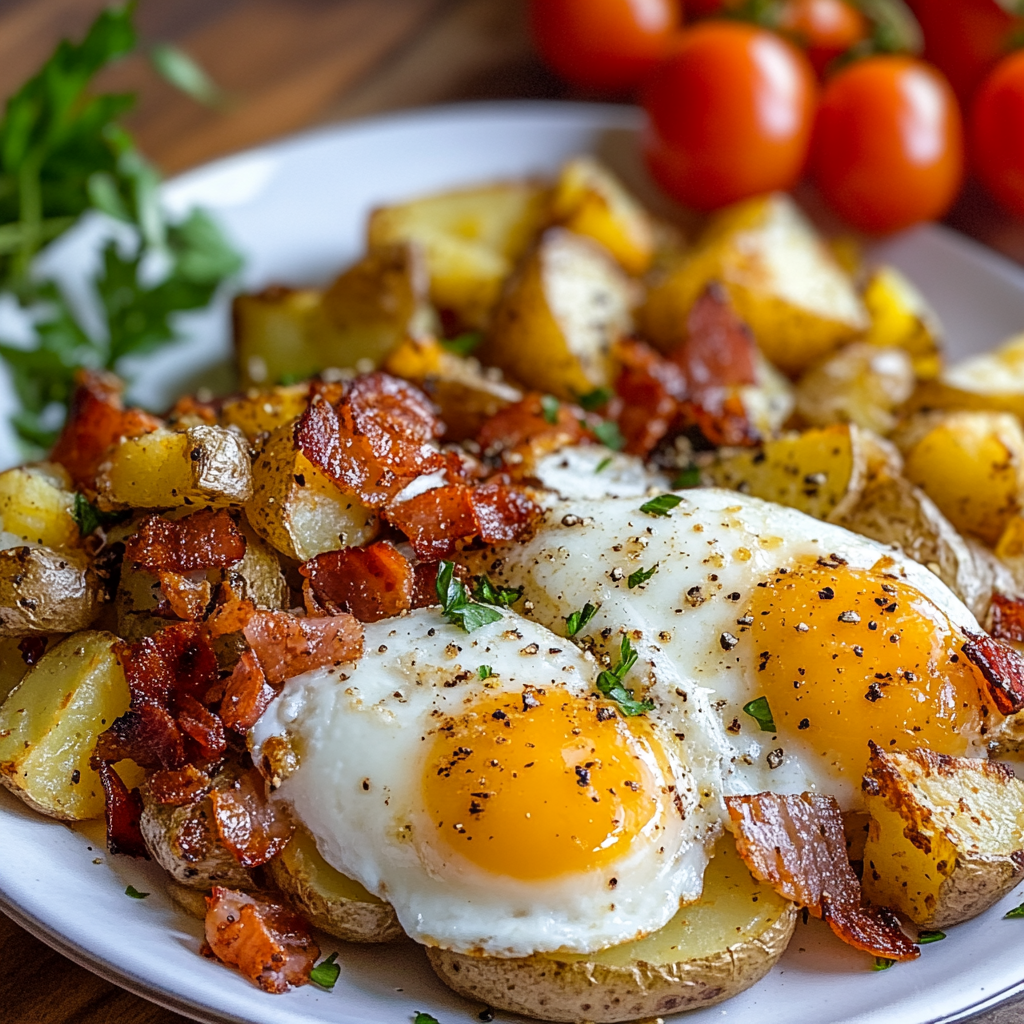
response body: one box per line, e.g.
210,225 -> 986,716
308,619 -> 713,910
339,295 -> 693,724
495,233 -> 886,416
1004,902 -> 1024,919
71,492 -> 128,536
595,455 -> 613,474
441,331 -> 482,357
150,43 -> 225,108
673,465 -> 701,488
478,665 -> 493,680
742,696 -> 776,732
436,561 -> 502,633
414,1014 -> 441,1024
578,386 -> 611,411
873,956 -> 896,971
124,884 -> 149,899
917,930 -> 946,944
309,952 -> 340,990
628,564 -> 658,589
593,419 -> 625,451
473,575 -> 523,607
565,602 -> 597,637
540,394 -> 560,424
640,494 -> 683,517
595,635 -> 652,716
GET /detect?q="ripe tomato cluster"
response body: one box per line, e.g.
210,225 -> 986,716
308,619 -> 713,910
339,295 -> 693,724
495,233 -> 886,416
529,0 -> 1024,235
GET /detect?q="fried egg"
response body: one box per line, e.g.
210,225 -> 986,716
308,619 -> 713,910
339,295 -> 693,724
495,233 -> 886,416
250,609 -> 719,957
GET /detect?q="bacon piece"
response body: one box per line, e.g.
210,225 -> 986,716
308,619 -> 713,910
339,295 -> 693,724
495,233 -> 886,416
158,572 -> 213,622
176,693 -> 227,760
725,792 -> 919,962
17,636 -> 47,666
670,284 -> 758,391
294,373 -> 445,507
50,370 -> 162,491
676,391 -> 760,449
124,509 -> 246,574
95,704 -> 185,770
476,393 -> 593,462
243,610 -> 363,685
209,767 -> 294,868
148,765 -> 213,806
611,339 -> 686,457
220,648 -> 277,733
206,596 -> 257,638
962,630 -> 1024,716
989,594 -> 1024,644
167,394 -> 220,426
412,561 -> 443,608
95,761 -> 148,859
205,887 -> 319,993
300,541 -> 414,622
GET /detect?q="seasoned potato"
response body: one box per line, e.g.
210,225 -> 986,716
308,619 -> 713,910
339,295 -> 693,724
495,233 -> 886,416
427,839 -> 797,1023
548,156 -> 655,276
795,342 -> 915,435
0,637 -> 43,703
267,826 -> 403,943
641,193 -> 868,376
894,411 -> 1024,546
862,746 -> 1024,929
861,265 -> 943,380
485,228 -> 635,399
0,632 -> 132,820
0,545 -> 100,636
0,462 -> 80,549
246,423 -> 378,562
740,354 -> 795,439
221,384 -> 310,440
368,182 -> 549,329
234,287 -> 326,389
96,425 -> 254,511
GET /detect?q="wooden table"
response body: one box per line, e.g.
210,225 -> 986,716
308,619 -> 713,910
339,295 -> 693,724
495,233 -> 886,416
0,1 -> 1022,1022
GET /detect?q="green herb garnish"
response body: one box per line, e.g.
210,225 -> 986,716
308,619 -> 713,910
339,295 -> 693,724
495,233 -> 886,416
441,332 -> 482,357
628,564 -> 658,589
478,665 -> 493,680
309,952 -> 340,990
72,492 -> 126,536
436,561 -> 502,633
1005,902 -> 1024,919
540,394 -> 560,424
565,602 -> 597,637
673,465 -> 701,488
150,43 -> 226,108
414,1014 -> 441,1024
125,885 -> 149,899
278,371 -> 314,386
917,930 -> 946,944
474,575 -> 523,607
593,419 -> 625,451
578,386 -> 611,411
595,635 -> 652,716
872,956 -> 896,971
742,696 -> 776,732
595,455 -> 613,474
640,494 -> 683,517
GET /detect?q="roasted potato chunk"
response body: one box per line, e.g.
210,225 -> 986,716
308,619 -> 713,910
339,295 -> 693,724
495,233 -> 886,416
861,265 -> 943,380
485,228 -> 635,399
893,411 -> 1024,546
233,287 -> 326,389
96,425 -> 254,511
427,840 -> 797,1023
220,384 -> 310,440
0,632 -> 134,820
246,423 -> 378,561
0,545 -> 100,636
0,462 -> 80,549
862,746 -> 1024,929
368,181 -> 549,329
641,193 -> 868,376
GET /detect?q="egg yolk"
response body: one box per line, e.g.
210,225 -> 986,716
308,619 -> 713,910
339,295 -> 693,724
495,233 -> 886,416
749,561 -> 990,780
422,688 -> 668,881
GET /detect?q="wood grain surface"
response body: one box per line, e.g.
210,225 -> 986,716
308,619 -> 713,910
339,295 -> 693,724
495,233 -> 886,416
0,1 -> 1022,1022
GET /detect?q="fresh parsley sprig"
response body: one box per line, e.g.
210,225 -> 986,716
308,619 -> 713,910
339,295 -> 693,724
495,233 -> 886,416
596,635 -> 652,717
436,561 -> 502,633
309,952 -> 340,990
473,575 -> 523,607
743,696 -> 776,732
565,602 -> 597,637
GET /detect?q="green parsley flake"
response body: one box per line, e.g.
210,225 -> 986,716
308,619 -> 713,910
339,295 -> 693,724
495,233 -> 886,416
917,930 -> 946,944
565,602 -> 597,637
436,561 -> 502,633
595,635 -> 652,717
478,665 -> 493,680
1005,902 -> 1024,919
441,332 -> 482,357
310,952 -> 340,990
593,419 -> 625,451
673,465 -> 701,488
873,956 -> 896,971
742,696 -> 776,732
414,1014 -> 441,1024
640,494 -> 683,517
578,387 -> 611,411
474,575 -> 523,607
125,885 -> 149,899
150,43 -> 225,108
540,394 -> 561,424
628,564 -> 658,589
595,455 -> 613,474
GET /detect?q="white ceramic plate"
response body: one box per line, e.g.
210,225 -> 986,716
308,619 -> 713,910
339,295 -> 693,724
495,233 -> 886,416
4,102 -> 1024,1024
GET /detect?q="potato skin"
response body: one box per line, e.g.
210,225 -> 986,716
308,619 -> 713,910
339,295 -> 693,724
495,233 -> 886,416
0,545 -> 100,636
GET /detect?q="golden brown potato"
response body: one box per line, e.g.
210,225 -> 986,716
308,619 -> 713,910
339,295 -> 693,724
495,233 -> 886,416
220,384 -> 310,441
233,287 -> 326,389
484,227 -> 636,399
427,840 -> 797,1024
0,462 -> 80,549
862,745 -> 1024,929
641,193 -> 868,376
0,545 -> 100,636
861,265 -> 943,380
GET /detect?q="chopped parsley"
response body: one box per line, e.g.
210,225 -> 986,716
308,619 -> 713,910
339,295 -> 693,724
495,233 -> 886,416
628,564 -> 658,589
441,332 -> 482,357
124,885 -> 149,899
1005,902 -> 1024,919
596,635 -> 652,717
578,386 -> 611,411
540,394 -> 560,424
593,419 -> 625,451
277,371 -> 313,386
565,602 -> 597,637
310,952 -> 340,990
640,493 -> 683,517
917,930 -> 946,944
150,43 -> 226,107
673,465 -> 701,488
872,956 -> 896,971
595,455 -> 613,474
742,696 -> 776,732
436,561 -> 502,633
478,665 -> 493,680
72,493 -> 126,536
473,575 -> 523,607
414,1014 -> 441,1024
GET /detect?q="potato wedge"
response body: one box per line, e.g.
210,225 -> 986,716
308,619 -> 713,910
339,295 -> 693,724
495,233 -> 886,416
0,462 -> 80,549
862,745 -> 1024,929
641,193 -> 868,376
267,826 -> 403,943
893,411 -> 1024,546
485,228 -> 635,399
96,425 -> 254,511
0,637 -> 33,704
246,423 -> 378,561
234,287 -> 325,389
0,632 -> 132,820
0,545 -> 100,636
427,839 -> 796,1024
368,181 -> 549,329
220,384 -> 310,441
861,265 -> 943,380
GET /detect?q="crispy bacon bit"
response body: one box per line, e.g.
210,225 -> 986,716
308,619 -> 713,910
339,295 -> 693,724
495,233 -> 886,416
206,596 -> 257,638
124,509 -> 246,574
300,541 -> 414,622
95,762 -> 148,859
220,648 -> 276,733
726,792 -> 919,961
962,630 -> 1024,716
412,561 -> 443,608
209,767 -> 294,868
148,764 -> 213,806
611,339 -> 685,456
243,610 -> 363,685
50,370 -> 162,491
205,887 -> 319,993
294,373 -> 445,507
385,482 -> 540,560
676,391 -> 760,449
671,284 -> 758,391
17,636 -> 47,666
158,572 -> 213,621
989,594 -> 1024,644
167,394 -> 220,426
176,693 -> 227,760
476,393 -> 593,462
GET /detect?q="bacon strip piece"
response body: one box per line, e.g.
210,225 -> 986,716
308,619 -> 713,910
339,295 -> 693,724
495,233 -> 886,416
670,284 -> 758,391
962,630 -> 1024,716
148,764 -> 213,807
725,792 -> 919,962
989,594 -> 1024,644
205,887 -> 319,993
476,393 -> 593,462
209,767 -> 294,868
158,572 -> 213,622
611,339 -> 686,456
300,540 -> 414,622
220,648 -> 276,734
243,610 -> 363,685
123,509 -> 246,574
95,762 -> 148,859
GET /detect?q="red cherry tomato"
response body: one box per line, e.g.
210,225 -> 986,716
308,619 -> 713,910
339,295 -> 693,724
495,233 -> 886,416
686,0 -> 726,15
776,0 -> 868,76
642,21 -> 817,210
811,56 -> 964,234
972,50 -> 1024,218
529,0 -> 682,93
